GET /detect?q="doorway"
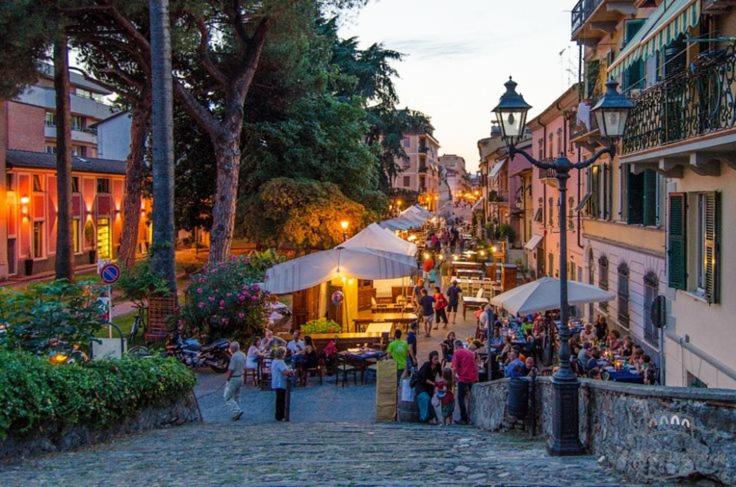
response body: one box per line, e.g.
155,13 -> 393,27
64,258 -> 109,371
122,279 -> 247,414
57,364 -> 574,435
7,238 -> 16,275
96,218 -> 111,260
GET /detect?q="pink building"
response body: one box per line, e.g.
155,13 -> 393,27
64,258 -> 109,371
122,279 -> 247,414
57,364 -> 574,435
391,132 -> 441,211
526,84 -> 590,286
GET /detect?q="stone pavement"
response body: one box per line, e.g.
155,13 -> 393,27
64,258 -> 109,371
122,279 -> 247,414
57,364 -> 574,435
0,421 -> 627,486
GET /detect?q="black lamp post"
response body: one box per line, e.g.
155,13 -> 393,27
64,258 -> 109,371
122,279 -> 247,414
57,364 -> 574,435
493,77 -> 633,456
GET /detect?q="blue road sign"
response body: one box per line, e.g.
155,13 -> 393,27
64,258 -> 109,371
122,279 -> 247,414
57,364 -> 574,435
100,263 -> 121,284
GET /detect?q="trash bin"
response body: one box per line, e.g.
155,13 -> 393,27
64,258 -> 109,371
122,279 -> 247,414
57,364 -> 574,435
397,377 -> 418,422
507,377 -> 529,419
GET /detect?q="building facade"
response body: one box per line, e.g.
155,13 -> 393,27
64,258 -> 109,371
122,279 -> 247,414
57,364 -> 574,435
438,154 -> 470,200
0,67 -> 147,280
392,132 -> 441,211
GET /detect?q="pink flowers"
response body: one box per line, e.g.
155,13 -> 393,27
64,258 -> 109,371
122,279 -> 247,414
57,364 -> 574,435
197,288 -> 203,294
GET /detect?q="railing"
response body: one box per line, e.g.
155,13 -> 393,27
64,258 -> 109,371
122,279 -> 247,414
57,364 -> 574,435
623,43 -> 736,155
537,166 -> 557,180
571,0 -> 603,34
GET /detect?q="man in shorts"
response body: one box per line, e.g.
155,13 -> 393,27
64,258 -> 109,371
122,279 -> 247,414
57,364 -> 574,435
445,279 -> 462,325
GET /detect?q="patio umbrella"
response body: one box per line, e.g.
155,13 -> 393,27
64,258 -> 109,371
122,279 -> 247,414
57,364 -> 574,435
263,247 -> 418,295
490,276 -> 615,315
342,223 -> 417,256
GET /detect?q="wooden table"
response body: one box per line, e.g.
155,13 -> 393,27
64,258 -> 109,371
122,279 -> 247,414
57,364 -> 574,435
354,312 -> 417,332
456,269 -> 484,278
462,296 -> 490,319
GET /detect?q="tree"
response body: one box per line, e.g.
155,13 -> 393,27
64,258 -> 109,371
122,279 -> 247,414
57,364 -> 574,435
53,33 -> 74,280
149,0 -> 176,292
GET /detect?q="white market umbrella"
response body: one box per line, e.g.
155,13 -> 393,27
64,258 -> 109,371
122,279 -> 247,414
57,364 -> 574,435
263,247 -> 418,295
342,223 -> 417,256
490,277 -> 615,316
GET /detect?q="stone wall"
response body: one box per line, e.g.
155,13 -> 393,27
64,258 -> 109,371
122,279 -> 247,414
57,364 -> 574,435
471,378 -> 736,484
1,392 -> 202,462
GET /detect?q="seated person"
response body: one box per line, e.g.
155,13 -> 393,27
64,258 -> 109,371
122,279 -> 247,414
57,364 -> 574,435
585,348 -> 601,372
504,350 -> 526,378
606,330 -> 623,353
489,326 -> 504,350
441,331 -> 456,362
287,330 -> 306,367
580,323 -> 596,344
524,357 -> 538,376
621,336 -> 634,357
302,336 -> 319,370
246,337 -> 262,370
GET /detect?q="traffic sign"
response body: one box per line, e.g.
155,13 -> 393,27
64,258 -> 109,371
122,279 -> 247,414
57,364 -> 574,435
100,263 -> 121,284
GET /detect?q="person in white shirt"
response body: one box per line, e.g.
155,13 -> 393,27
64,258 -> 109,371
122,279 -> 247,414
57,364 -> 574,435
580,323 -> 596,345
287,330 -> 306,367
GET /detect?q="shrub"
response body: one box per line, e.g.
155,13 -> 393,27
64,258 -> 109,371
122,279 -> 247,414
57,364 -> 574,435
179,257 -> 271,343
0,280 -> 108,353
117,259 -> 171,308
0,350 -> 196,440
301,318 -> 341,335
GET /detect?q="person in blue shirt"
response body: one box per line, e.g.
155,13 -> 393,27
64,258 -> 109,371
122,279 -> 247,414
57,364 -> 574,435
445,280 -> 462,325
406,322 -> 418,372
504,350 -> 526,378
271,347 -> 294,421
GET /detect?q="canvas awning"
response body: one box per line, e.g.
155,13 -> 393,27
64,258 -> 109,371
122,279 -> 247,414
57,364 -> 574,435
524,234 -> 544,251
609,0 -> 701,78
491,277 -> 615,315
342,223 -> 417,256
471,195 -> 486,211
263,247 -> 418,295
489,158 -> 507,179
379,205 -> 431,231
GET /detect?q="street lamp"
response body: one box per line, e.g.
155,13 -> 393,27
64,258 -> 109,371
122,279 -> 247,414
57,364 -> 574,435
340,220 -> 349,241
493,76 -> 633,456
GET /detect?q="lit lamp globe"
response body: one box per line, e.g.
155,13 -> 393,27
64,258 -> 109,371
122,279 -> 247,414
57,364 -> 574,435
591,80 -> 634,139
340,220 -> 349,232
492,76 -> 532,146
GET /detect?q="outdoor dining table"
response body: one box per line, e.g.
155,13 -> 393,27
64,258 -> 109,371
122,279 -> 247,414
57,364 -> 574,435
461,296 -> 490,319
354,312 -> 417,332
604,366 -> 644,383
340,349 -> 384,384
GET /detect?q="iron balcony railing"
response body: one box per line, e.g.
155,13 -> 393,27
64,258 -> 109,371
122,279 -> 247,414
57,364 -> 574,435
571,0 -> 602,34
623,43 -> 736,155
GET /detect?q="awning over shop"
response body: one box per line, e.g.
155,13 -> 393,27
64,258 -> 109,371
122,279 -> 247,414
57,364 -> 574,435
342,223 -> 417,256
471,195 -> 486,211
609,0 -> 701,78
263,247 -> 418,294
524,234 -> 544,251
489,158 -> 507,179
379,205 -> 432,231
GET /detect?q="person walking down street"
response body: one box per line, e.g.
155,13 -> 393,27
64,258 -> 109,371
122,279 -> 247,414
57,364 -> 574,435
433,286 -> 449,330
418,288 -> 436,337
223,342 -> 247,421
406,322 -> 419,373
414,351 -> 442,423
451,340 -> 478,425
445,279 -> 462,325
271,347 -> 294,422
386,329 -> 410,383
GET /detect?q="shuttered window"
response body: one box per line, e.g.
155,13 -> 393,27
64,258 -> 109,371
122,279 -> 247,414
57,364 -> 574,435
599,256 -> 609,311
643,272 -> 659,345
667,193 -> 687,290
703,192 -> 721,304
617,263 -> 630,328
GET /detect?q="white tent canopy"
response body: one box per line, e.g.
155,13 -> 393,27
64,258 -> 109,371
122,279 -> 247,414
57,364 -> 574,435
342,223 -> 417,256
490,277 -> 615,315
379,205 -> 432,231
263,247 -> 418,295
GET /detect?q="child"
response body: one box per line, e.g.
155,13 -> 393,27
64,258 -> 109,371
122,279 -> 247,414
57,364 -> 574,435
432,367 -> 455,425
271,347 -> 294,421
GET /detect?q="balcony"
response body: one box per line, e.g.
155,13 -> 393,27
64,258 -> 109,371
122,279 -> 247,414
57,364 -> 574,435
538,166 -> 558,188
44,126 -> 98,144
571,0 -> 636,43
622,44 -> 736,176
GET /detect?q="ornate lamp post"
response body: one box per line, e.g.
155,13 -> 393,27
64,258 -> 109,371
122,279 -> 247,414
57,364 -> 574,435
493,77 -> 633,456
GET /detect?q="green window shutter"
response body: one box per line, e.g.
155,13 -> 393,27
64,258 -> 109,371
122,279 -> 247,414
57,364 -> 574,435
642,170 -> 657,226
704,191 -> 721,304
627,169 -> 644,225
624,19 -> 645,46
668,193 -> 687,290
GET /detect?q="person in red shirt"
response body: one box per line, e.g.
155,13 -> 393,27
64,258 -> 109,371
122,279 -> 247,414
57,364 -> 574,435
433,286 -> 449,330
451,340 -> 478,424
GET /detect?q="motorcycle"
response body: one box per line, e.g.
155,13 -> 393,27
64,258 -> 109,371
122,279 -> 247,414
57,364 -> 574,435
166,334 -> 231,373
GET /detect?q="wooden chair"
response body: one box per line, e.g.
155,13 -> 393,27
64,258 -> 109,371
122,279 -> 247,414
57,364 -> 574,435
258,358 -> 272,390
245,367 -> 258,387
335,355 -> 358,387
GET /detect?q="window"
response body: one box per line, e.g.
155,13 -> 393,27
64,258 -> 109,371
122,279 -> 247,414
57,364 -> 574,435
537,139 -> 544,159
32,175 -> 43,192
587,249 -> 595,319
96,178 -> 111,194
45,112 -> 56,127
548,134 -> 554,159
556,128 -> 563,157
72,115 -> 85,131
668,192 -> 720,304
548,253 -> 555,278
548,197 -> 554,227
626,167 -> 658,226
403,137 -> 410,148
45,144 -> 56,154
643,272 -> 659,345
617,263 -> 630,328
568,197 -> 575,230
598,255 -> 609,311
71,219 -> 81,254
72,177 -> 79,193
587,164 -> 612,220
97,217 -> 111,260
32,221 -> 44,259
403,176 -> 410,187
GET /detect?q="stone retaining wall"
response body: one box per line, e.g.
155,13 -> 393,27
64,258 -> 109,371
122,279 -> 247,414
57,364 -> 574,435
471,378 -> 736,484
1,392 -> 202,462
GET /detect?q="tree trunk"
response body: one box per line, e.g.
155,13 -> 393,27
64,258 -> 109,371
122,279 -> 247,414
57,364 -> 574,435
208,135 -> 241,264
54,35 -> 74,281
149,0 -> 177,292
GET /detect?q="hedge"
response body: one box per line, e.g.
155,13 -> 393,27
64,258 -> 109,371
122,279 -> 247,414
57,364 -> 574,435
0,351 -> 197,440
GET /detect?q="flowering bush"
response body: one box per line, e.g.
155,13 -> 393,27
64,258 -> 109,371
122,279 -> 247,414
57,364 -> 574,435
179,257 -> 271,342
301,318 -> 341,335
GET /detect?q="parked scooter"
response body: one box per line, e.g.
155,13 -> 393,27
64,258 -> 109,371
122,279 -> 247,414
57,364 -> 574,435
166,334 -> 231,373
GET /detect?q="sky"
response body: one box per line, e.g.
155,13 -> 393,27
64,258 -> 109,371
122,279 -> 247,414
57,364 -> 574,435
339,0 -> 579,172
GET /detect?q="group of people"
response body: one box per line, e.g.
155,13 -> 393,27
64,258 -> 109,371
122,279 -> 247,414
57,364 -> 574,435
413,279 -> 463,338
425,226 -> 462,254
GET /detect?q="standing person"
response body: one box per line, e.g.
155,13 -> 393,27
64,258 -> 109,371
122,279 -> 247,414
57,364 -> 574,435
432,367 -> 455,425
451,340 -> 478,425
223,342 -> 247,421
271,347 -> 293,422
414,351 -> 442,423
433,286 -> 449,330
406,322 -> 419,373
386,329 -> 410,382
412,278 -> 425,312
418,288 -> 436,337
445,279 -> 462,325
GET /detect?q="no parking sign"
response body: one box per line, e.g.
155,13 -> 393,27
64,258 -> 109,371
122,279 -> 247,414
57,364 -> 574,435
100,263 -> 121,284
